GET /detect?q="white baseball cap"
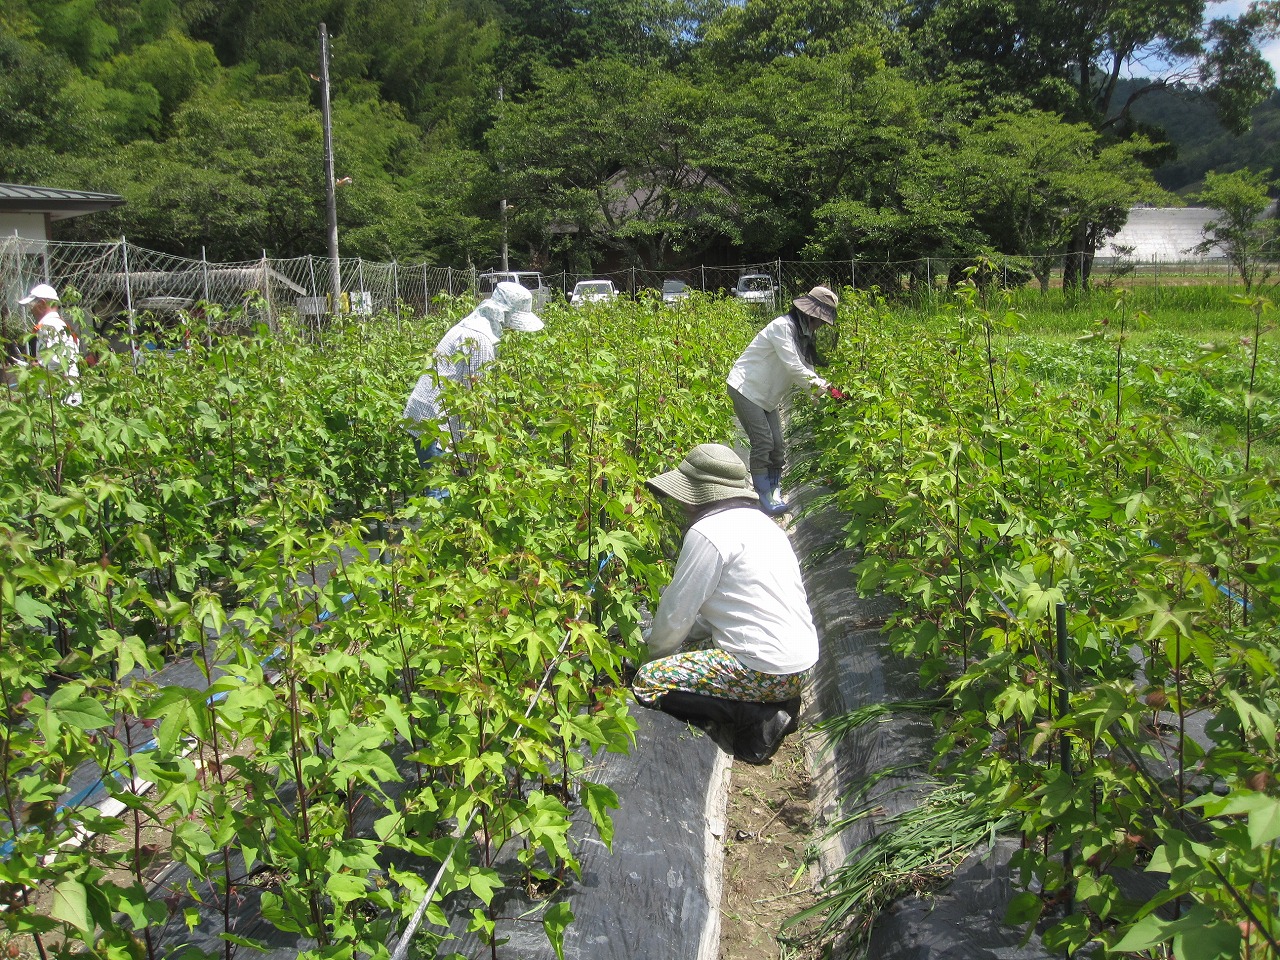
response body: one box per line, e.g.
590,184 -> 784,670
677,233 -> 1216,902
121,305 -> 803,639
19,283 -> 60,305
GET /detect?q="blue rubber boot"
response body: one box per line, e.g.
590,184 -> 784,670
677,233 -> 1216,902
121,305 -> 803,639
752,473 -> 789,517
767,466 -> 784,503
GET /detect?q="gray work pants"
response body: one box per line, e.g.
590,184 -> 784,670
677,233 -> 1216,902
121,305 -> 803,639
728,385 -> 784,475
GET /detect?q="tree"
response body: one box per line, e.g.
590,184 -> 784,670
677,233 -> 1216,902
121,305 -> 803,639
698,0 -> 903,68
910,0 -> 1278,135
1194,167 -> 1278,293
959,111 -> 1168,292
909,0 -> 1279,286
97,30 -> 220,129
715,49 -> 977,264
0,29 -> 118,182
493,0 -> 694,72
487,59 -> 740,270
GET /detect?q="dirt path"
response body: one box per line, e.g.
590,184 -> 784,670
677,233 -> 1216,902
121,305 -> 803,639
718,729 -> 825,959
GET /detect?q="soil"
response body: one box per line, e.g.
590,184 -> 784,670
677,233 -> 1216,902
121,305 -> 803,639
718,727 -> 825,960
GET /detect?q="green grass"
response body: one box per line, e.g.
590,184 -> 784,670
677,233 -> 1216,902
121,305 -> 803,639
885,283 -> 1267,343
862,282 -> 1280,464
1004,284 -> 1264,342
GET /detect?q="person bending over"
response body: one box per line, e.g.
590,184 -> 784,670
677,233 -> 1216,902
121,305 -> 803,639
402,281 -> 543,479
632,443 -> 819,764
726,285 -> 843,516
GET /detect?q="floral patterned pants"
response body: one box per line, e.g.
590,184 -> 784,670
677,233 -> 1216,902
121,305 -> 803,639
632,647 -> 805,706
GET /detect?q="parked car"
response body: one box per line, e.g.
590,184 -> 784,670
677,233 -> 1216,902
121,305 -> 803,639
732,273 -> 777,310
479,270 -> 550,311
570,279 -> 618,306
661,279 -> 690,303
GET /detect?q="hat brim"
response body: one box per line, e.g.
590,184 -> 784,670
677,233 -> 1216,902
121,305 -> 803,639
793,295 -> 836,324
505,310 -> 543,332
645,469 -> 758,506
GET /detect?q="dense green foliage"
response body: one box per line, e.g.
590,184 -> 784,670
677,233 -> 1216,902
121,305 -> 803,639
1120,83 -> 1280,194
0,0 -> 1275,272
793,283 -> 1280,957
0,294 -> 756,960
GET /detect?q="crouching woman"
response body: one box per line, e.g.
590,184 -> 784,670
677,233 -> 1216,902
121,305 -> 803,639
631,443 -> 818,764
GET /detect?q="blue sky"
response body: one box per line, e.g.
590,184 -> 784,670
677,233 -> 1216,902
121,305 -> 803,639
1121,1 -> 1280,78
1214,0 -> 1280,73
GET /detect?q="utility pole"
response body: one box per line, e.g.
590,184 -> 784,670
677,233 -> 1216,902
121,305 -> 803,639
501,197 -> 509,273
319,22 -> 341,314
498,85 -> 509,273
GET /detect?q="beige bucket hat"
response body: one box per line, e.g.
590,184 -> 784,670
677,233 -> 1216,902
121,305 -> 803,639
792,285 -> 838,324
645,443 -> 758,506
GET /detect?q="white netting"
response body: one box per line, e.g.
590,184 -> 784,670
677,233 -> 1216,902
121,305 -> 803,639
2,237 -> 1267,346
0,238 -> 485,343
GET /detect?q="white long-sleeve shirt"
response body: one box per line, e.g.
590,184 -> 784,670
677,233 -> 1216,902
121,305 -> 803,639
646,505 -> 819,674
725,314 -> 827,412
34,310 -> 81,407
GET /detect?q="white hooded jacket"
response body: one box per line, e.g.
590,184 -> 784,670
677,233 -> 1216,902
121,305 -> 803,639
401,283 -> 542,434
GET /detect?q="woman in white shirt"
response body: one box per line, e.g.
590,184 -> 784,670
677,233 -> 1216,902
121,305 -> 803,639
725,285 -> 841,515
632,443 -> 819,764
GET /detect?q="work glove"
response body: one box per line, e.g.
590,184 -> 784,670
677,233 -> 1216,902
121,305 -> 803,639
827,385 -> 848,401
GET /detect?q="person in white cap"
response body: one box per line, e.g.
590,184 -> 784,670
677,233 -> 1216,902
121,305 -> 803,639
726,284 -> 843,516
20,282 -> 81,407
631,443 -> 817,765
402,281 -> 544,479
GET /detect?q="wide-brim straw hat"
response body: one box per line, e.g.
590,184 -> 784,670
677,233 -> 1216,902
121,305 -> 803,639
646,443 -> 758,506
792,284 -> 838,325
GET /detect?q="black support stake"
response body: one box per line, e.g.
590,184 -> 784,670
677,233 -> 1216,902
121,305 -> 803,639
1055,602 -> 1074,939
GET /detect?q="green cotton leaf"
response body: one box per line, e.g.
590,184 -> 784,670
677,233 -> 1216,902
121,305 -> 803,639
1003,890 -> 1044,927
1148,606 -> 1190,644
219,934 -> 273,951
324,872 -> 371,904
1146,830 -> 1216,888
580,781 -> 619,850
47,685 -> 112,731
258,891 -> 304,933
542,901 -> 574,960
114,882 -> 169,928
562,714 -> 610,749
1195,791 -> 1280,848
1112,913 -> 1176,952
1225,689 -> 1277,747
465,866 -> 502,907
147,685 -> 203,755
1175,914 -> 1242,960
462,755 -> 487,788
12,591 -> 54,626
1019,581 -> 1064,620
1245,796 -> 1280,848
378,696 -> 413,743
51,879 -> 92,933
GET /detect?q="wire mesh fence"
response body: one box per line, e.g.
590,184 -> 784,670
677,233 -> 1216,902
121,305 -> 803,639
1,236 -> 1264,343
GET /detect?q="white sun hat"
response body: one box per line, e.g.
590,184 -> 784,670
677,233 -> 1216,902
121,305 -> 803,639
492,281 -> 544,332
19,283 -> 60,305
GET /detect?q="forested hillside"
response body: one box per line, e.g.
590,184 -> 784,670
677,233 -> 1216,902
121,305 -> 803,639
1,0 -> 1276,271
1121,83 -> 1280,194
